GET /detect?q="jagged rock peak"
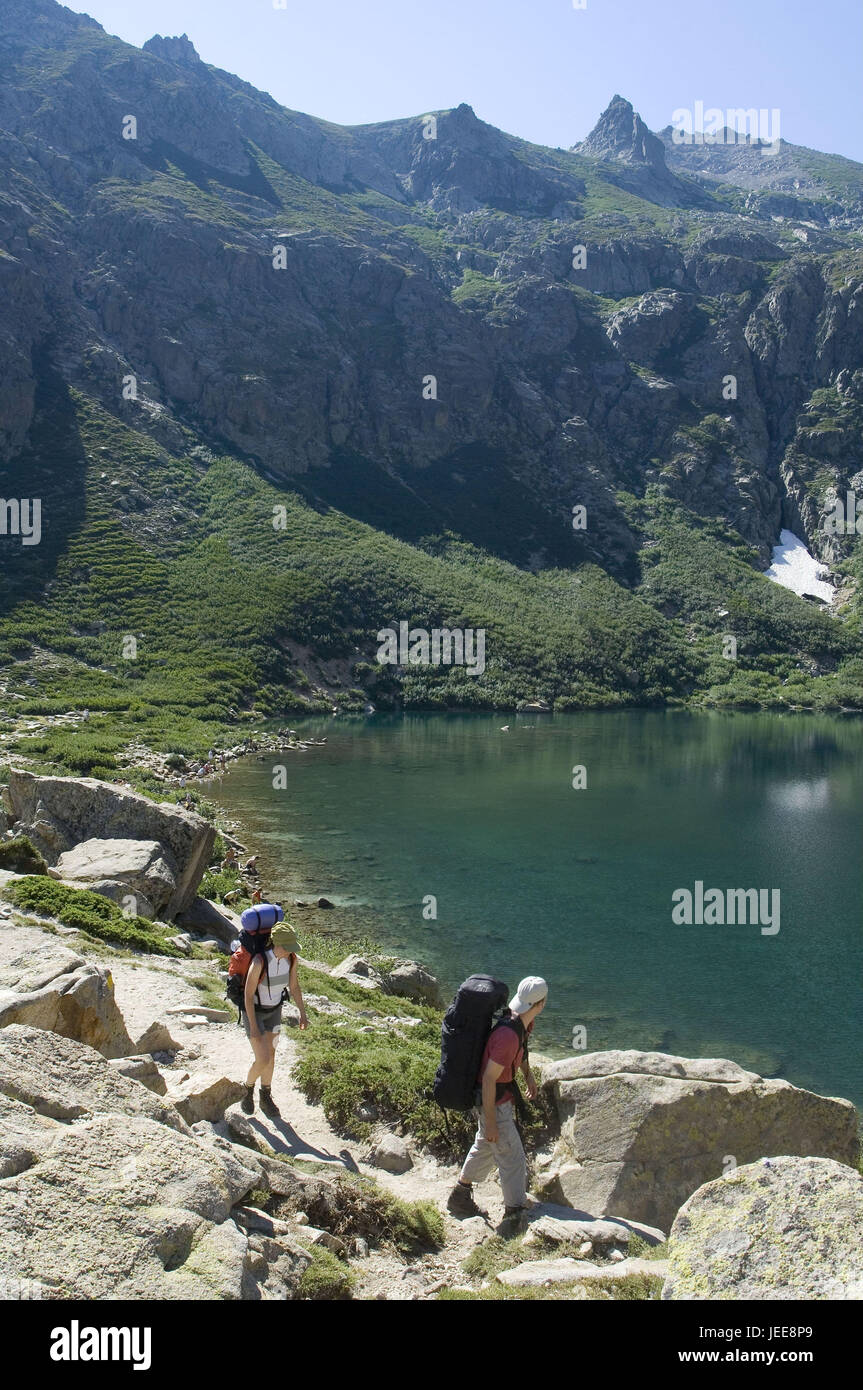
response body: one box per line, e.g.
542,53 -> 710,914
575,94 -> 667,169
142,33 -> 203,68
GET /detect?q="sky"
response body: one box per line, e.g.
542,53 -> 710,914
69,0 -> 862,161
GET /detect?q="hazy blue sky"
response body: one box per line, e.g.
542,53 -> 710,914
71,0 -> 862,160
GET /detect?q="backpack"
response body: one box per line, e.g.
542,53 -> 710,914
240,903 -> 284,932
433,974 -> 510,1111
226,925 -> 274,1021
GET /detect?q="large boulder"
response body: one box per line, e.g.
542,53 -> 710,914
539,1050 -> 858,1232
0,941 -> 134,1058
383,959 -> 442,1007
663,1156 -> 863,1300
5,771 -> 215,919
77,878 -> 157,920
0,1024 -> 186,1130
331,955 -> 384,991
176,897 -> 242,949
54,838 -> 176,916
0,1111 -> 309,1299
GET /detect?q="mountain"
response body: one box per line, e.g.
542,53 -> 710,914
0,0 -> 862,769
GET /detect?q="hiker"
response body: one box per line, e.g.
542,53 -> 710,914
243,854 -> 259,875
221,845 -> 238,872
447,976 -> 547,1225
241,922 -> 308,1117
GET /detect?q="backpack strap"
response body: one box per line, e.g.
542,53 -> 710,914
491,1016 -> 531,1121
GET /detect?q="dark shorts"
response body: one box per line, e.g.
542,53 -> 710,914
243,1003 -> 283,1038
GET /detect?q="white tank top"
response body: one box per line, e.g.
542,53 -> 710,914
255,950 -> 293,1008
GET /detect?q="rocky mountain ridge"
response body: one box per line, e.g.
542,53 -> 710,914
0,0 -> 862,726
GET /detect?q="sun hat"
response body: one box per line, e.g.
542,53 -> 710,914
270,923 -> 300,953
509,976 -> 548,1015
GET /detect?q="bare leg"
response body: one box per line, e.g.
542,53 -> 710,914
261,1031 -> 278,1087
246,1030 -> 270,1086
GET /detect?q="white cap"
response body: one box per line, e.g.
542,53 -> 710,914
509,976 -> 548,1015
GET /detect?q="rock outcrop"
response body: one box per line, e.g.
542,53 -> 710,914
383,960 -> 442,1008
497,1255 -> 667,1288
5,772 -> 215,919
54,838 -> 177,917
662,1156 -> 863,1300
0,1024 -> 184,1128
539,1050 -> 858,1231
0,941 -> 134,1058
166,1072 -> 246,1124
0,1111 -> 309,1299
176,897 -> 242,949
0,1023 -> 315,1299
331,955 -> 384,991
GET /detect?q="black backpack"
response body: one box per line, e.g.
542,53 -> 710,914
433,974 -> 512,1111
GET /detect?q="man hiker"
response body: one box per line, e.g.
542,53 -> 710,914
447,975 -> 547,1225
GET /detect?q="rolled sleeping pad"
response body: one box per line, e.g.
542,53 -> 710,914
240,903 -> 284,933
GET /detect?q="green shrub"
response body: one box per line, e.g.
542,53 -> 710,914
294,1013 -> 476,1159
297,1245 -> 355,1300
324,1174 -> 445,1254
0,836 -> 48,875
5,877 -> 183,956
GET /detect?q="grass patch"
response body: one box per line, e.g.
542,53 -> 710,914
297,1244 -> 355,1300
294,969 -> 556,1159
0,836 -> 48,874
439,1271 -> 663,1300
293,1010 -> 476,1157
4,876 -> 185,956
190,970 -> 231,1012
626,1235 -> 669,1260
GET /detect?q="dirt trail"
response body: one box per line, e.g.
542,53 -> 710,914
109,955 -> 509,1298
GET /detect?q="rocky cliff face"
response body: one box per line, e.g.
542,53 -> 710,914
0,0 -> 861,716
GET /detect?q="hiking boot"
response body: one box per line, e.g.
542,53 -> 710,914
500,1205 -> 530,1234
240,1085 -> 255,1115
447,1182 -> 483,1218
259,1087 -> 281,1119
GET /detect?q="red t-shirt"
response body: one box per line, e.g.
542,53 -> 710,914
478,1015 -> 532,1105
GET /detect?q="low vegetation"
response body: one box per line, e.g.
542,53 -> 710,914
0,836 -> 48,875
4,876 -> 187,957
297,1245 -> 355,1300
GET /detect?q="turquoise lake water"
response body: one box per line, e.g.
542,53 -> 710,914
216,710 -> 863,1106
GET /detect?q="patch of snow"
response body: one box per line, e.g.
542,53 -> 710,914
765,530 -> 834,603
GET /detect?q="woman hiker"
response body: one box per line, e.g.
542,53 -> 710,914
242,922 -> 308,1117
